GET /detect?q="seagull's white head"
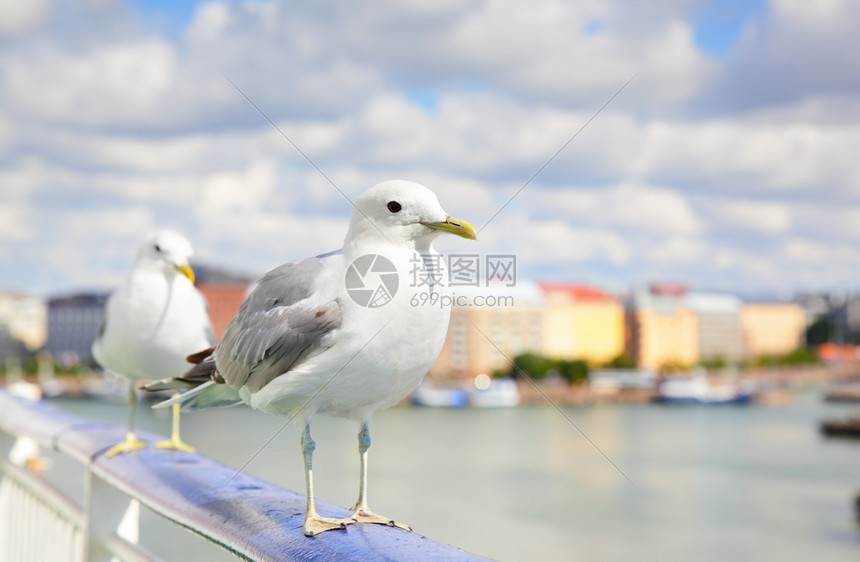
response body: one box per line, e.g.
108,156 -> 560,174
346,180 -> 476,248
135,229 -> 197,283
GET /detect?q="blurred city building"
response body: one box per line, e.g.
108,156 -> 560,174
0,270 -> 815,378
192,264 -> 255,340
741,301 -> 806,358
196,283 -> 250,340
0,292 -> 47,351
683,292 -> 743,364
539,282 -> 625,364
428,282 -> 545,380
42,293 -> 108,366
797,291 -> 860,346
626,284 -> 699,370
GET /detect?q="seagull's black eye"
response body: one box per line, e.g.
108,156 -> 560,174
154,244 -> 161,253
387,201 -> 402,213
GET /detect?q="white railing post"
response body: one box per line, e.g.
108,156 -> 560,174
84,470 -> 141,562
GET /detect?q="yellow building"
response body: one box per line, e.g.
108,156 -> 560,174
741,302 -> 806,358
627,287 -> 699,370
428,282 -> 627,380
428,283 -> 544,380
539,283 -> 624,364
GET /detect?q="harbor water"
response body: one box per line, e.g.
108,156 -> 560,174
43,389 -> 860,561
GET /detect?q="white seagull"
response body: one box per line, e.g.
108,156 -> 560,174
155,180 -> 476,536
93,230 -> 216,456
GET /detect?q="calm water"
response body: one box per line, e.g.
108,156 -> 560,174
45,389 -> 860,561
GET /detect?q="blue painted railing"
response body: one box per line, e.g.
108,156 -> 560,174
0,388 -> 489,561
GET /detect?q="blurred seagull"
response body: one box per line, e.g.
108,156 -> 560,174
154,180 -> 476,536
93,230 -> 216,457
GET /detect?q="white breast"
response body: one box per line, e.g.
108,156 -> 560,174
246,246 -> 452,422
94,271 -> 213,381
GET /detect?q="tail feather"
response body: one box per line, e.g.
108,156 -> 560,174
142,354 -> 217,392
153,380 -> 243,411
142,378 -> 197,392
147,348 -> 242,411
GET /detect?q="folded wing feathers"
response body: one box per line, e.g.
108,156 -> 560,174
149,255 -> 343,409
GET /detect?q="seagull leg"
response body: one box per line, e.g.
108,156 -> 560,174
105,381 -> 146,457
301,424 -> 353,536
349,422 -> 412,531
155,393 -> 196,452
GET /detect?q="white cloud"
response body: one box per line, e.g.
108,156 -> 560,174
703,0 -> 860,113
0,0 -> 51,37
4,39 -> 178,127
710,247 -> 777,280
1,0 -> 859,295
24,205 -> 160,292
483,213 -> 631,266
706,198 -> 792,236
402,0 -> 714,109
783,237 -> 860,265
533,183 -> 702,235
0,204 -> 36,242
196,160 -> 279,219
637,119 -> 860,195
645,237 -> 707,264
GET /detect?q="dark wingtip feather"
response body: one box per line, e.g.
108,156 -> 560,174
187,347 -> 215,364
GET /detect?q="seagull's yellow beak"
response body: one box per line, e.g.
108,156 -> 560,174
175,263 -> 195,284
421,216 -> 478,240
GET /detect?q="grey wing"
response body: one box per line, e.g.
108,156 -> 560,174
215,257 -> 342,394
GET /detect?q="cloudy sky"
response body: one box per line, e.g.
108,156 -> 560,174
1,0 -> 857,297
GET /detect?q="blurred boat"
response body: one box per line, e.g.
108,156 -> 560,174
410,383 -> 469,407
467,375 -> 520,408
654,373 -> 755,405
823,382 -> 860,403
411,375 -> 520,408
820,416 -> 860,438
82,370 -> 134,402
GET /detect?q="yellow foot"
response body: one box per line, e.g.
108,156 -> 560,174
155,435 -> 196,453
350,508 -> 412,531
105,433 -> 146,457
303,515 -> 354,537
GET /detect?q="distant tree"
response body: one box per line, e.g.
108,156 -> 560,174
806,317 -> 835,347
603,354 -> 637,369
700,355 -> 727,370
22,357 -> 39,375
783,347 -> 819,365
752,347 -> 819,367
509,353 -> 592,384
510,353 -> 556,379
557,360 -> 589,384
659,361 -> 692,375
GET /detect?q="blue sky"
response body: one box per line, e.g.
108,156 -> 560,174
693,0 -> 767,56
1,0 -> 859,297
